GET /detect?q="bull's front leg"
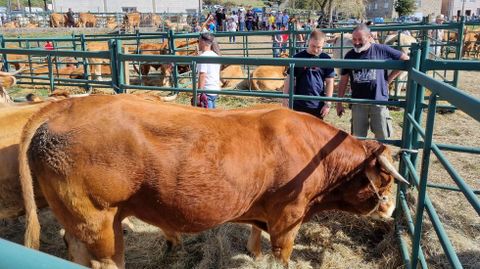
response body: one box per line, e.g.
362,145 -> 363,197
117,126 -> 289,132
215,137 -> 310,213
268,215 -> 303,266
247,225 -> 263,258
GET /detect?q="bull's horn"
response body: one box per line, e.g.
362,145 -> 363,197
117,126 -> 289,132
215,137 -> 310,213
159,92 -> 177,102
377,155 -> 410,185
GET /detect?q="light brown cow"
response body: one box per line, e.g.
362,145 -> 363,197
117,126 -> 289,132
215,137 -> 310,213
220,65 -> 245,89
106,17 -> 118,29
0,102 -> 50,218
78,13 -> 97,28
50,13 -> 67,27
20,95 -> 408,268
250,65 -> 287,91
124,12 -> 140,32
3,21 -> 17,28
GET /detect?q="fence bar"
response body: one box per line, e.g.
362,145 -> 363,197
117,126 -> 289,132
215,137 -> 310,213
411,94 -> 437,268
430,143 -> 480,214
427,183 -> 480,195
0,239 -> 86,269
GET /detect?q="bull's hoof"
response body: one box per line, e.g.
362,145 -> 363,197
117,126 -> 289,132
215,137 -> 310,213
165,240 -> 182,253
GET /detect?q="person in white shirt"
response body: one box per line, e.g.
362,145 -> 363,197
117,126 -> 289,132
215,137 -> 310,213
227,18 -> 237,43
197,33 -> 222,108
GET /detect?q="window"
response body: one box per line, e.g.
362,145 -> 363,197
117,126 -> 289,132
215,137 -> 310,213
384,2 -> 389,8
122,7 -> 137,13
374,3 -> 378,9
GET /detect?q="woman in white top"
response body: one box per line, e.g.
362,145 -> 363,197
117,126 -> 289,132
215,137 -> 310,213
227,18 -> 237,43
197,33 -> 221,108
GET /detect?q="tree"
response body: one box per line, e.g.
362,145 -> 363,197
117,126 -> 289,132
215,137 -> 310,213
394,0 -> 416,17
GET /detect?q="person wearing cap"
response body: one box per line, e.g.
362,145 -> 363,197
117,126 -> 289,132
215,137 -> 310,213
197,33 -> 222,108
430,14 -> 445,58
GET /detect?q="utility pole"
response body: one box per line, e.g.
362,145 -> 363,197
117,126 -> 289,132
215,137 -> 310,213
461,0 -> 465,17
28,0 -> 32,13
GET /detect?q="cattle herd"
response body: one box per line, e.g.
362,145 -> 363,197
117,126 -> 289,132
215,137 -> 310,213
2,12 -> 192,32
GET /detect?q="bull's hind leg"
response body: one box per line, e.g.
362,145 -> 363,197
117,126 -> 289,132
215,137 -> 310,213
62,210 -> 125,269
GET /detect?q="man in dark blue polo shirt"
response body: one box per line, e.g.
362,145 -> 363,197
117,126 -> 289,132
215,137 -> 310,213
337,24 -> 409,139
282,29 -> 335,119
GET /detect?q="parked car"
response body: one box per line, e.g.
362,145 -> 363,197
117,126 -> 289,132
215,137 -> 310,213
373,17 -> 384,24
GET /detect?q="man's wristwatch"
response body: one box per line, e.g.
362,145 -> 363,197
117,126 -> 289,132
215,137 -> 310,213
324,102 -> 331,108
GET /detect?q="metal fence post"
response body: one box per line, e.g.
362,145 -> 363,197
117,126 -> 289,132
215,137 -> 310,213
399,43 -> 421,182
289,22 -> 295,57
168,30 -> 179,89
453,16 -> 465,87
410,40 -> 429,170
47,54 -> 54,93
411,94 -> 438,268
108,39 -> 120,94
192,61 -> 197,106
288,63 -> 295,108
1,35 -> 9,72
80,34 -> 91,91
116,39 -> 125,93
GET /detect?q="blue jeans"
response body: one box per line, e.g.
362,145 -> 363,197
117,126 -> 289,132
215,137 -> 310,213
207,94 -> 217,109
273,43 -> 280,57
239,21 -> 245,31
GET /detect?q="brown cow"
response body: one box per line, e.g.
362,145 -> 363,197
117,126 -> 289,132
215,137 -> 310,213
50,13 -> 67,27
220,65 -> 245,89
124,12 -> 140,32
250,66 -> 287,91
78,13 -> 97,28
463,31 -> 480,58
250,52 -> 288,91
3,21 -> 18,28
20,95 -> 408,268
106,17 -> 118,29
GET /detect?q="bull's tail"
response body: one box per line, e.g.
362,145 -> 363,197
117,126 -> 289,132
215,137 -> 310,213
19,101 -> 70,249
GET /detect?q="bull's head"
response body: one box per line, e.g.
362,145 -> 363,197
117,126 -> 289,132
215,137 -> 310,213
334,140 -> 408,219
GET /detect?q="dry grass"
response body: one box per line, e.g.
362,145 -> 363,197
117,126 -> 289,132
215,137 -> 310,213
1,30 -> 479,269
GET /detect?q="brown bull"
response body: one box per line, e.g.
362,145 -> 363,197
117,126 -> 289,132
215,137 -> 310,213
50,13 -> 67,27
220,65 -> 244,89
20,95 -> 408,268
78,13 -> 97,28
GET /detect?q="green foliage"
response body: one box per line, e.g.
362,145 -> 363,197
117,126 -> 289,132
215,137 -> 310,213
394,0 -> 415,17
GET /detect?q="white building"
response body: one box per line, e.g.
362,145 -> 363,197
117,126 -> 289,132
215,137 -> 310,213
52,0 -> 200,13
442,0 -> 480,19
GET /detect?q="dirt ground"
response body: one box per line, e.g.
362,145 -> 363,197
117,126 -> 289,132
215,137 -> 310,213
1,30 -> 479,269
